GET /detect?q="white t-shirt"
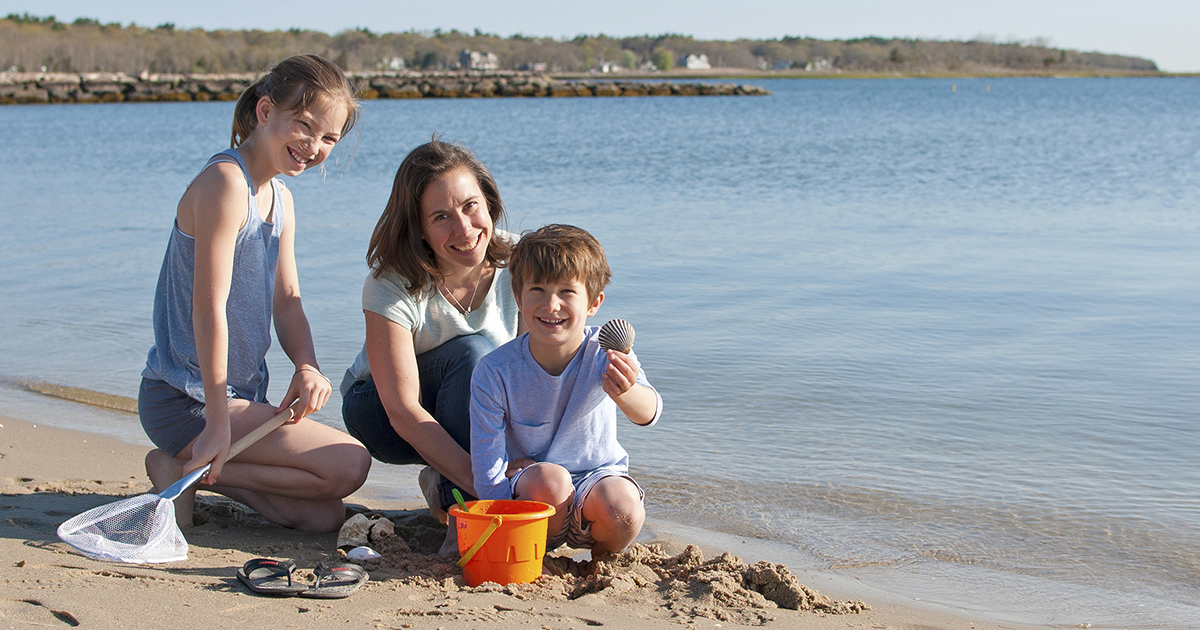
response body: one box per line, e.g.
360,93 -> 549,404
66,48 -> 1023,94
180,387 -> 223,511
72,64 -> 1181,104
340,264 -> 520,395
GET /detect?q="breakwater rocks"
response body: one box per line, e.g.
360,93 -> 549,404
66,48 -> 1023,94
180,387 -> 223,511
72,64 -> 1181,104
0,70 -> 769,105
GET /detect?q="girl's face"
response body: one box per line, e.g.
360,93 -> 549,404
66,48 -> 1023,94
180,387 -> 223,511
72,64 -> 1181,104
419,166 -> 494,275
257,96 -> 348,176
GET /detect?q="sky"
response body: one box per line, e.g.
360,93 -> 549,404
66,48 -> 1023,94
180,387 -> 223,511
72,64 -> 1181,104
4,0 -> 1198,72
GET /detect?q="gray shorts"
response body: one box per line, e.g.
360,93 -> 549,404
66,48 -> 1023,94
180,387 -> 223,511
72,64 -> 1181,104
509,464 -> 644,551
138,377 -> 208,457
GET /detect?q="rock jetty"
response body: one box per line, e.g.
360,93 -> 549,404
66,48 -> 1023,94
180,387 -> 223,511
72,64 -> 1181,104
0,70 -> 769,105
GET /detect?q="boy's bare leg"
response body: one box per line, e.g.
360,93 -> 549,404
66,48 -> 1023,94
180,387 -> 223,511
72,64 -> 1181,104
513,462 -> 575,538
581,476 -> 645,557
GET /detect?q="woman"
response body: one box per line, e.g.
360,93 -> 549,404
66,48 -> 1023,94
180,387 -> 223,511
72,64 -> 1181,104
341,139 -> 522,543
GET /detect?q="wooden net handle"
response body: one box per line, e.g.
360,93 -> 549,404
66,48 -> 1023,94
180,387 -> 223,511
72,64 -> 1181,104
229,402 -> 300,459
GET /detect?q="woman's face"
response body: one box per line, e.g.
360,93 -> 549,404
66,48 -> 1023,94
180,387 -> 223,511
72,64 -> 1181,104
420,166 -> 493,275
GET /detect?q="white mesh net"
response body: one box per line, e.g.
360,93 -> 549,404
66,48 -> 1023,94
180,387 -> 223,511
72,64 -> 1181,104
57,494 -> 189,564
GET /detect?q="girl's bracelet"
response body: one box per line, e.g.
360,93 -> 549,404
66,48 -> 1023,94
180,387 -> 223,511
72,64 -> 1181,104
295,365 -> 331,383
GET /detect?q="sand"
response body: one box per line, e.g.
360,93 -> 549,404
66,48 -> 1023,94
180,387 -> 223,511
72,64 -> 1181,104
0,409 -> 1040,629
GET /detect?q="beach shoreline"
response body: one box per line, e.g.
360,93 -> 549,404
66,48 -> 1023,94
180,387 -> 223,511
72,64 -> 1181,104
0,398 -> 1041,630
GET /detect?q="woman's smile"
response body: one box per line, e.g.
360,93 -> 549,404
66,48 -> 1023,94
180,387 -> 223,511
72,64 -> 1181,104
420,166 -> 494,274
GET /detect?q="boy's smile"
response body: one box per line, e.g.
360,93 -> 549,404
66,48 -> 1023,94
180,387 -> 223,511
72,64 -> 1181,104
518,278 -> 604,375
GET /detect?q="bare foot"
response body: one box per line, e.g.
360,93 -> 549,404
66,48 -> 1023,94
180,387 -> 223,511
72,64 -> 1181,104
439,514 -> 459,556
418,466 -> 448,524
144,449 -> 195,529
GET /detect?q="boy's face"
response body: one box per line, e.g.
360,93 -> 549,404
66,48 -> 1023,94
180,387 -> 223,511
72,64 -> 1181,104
517,276 -> 604,354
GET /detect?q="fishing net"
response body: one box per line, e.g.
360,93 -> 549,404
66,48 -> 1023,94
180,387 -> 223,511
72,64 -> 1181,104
56,404 -> 296,564
57,493 -> 188,564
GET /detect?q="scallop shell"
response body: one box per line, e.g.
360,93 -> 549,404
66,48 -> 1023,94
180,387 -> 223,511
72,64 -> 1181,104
598,318 -> 635,353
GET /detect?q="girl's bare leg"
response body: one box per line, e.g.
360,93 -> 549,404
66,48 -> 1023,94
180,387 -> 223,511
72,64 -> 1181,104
145,449 -> 197,528
148,399 -> 371,532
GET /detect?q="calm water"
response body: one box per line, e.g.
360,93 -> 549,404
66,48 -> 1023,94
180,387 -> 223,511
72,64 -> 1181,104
2,78 -> 1198,628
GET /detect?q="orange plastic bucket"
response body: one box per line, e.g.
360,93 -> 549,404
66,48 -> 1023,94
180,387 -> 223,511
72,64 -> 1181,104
448,499 -> 556,587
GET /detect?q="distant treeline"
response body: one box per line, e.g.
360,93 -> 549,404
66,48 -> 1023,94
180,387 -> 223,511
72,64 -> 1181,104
1,13 -> 1159,75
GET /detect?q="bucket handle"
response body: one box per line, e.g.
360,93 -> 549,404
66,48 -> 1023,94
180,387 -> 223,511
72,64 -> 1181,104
457,515 -> 503,568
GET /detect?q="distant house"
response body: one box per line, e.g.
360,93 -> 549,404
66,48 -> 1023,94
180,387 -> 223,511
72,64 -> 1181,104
519,62 -> 548,72
682,53 -> 711,70
383,56 -> 405,71
459,49 -> 499,71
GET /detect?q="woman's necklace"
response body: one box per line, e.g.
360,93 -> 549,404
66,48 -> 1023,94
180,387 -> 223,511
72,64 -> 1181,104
440,266 -> 484,316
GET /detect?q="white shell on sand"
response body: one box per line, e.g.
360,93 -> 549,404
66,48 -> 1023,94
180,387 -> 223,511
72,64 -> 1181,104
598,318 -> 635,353
347,546 -> 382,561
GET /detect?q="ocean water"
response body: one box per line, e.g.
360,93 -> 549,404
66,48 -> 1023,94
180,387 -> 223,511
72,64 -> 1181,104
1,77 -> 1198,628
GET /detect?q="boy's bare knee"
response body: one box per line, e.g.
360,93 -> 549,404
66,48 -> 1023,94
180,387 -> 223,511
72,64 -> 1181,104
586,480 -> 644,536
600,499 -> 644,532
518,463 -> 573,504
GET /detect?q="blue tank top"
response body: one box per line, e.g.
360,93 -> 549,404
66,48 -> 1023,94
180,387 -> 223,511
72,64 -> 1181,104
142,148 -> 284,404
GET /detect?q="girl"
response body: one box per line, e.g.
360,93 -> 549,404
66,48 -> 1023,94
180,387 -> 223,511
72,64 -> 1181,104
140,55 -> 370,533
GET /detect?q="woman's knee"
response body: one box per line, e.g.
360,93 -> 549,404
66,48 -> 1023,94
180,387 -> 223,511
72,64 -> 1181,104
440,334 -> 497,375
458,334 -> 497,362
342,380 -> 421,465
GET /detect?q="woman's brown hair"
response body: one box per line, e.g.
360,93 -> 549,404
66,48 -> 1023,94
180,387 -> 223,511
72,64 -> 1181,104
230,54 -> 360,148
367,138 -> 512,295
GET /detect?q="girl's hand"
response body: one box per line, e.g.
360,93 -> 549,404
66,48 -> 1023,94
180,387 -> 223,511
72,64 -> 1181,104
603,350 -> 639,399
278,366 -> 332,421
184,416 -> 231,484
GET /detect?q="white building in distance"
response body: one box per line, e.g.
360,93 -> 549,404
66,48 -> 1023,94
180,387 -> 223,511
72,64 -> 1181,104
683,54 -> 712,70
460,50 -> 500,71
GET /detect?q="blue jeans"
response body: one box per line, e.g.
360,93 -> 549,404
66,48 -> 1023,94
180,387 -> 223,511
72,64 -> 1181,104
342,334 -> 494,505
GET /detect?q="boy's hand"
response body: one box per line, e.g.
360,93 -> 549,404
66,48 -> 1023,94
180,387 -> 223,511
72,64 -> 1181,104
603,350 -> 639,399
506,458 -> 536,478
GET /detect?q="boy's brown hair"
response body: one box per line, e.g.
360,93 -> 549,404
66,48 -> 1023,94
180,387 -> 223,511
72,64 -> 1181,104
509,224 -> 612,301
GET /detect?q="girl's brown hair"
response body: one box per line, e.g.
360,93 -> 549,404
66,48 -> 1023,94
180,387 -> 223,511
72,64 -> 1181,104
367,138 -> 512,295
230,54 -> 360,148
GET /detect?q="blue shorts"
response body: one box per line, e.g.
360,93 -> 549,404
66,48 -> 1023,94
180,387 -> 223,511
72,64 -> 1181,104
509,464 -> 645,551
137,378 -> 209,456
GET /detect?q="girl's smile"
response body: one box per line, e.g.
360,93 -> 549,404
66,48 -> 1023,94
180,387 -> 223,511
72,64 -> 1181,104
258,97 -> 347,177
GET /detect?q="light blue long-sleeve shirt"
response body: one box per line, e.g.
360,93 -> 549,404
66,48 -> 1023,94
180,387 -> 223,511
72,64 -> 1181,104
469,326 -> 662,500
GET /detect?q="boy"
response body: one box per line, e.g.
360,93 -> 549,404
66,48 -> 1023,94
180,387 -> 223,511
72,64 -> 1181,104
470,224 -> 663,556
